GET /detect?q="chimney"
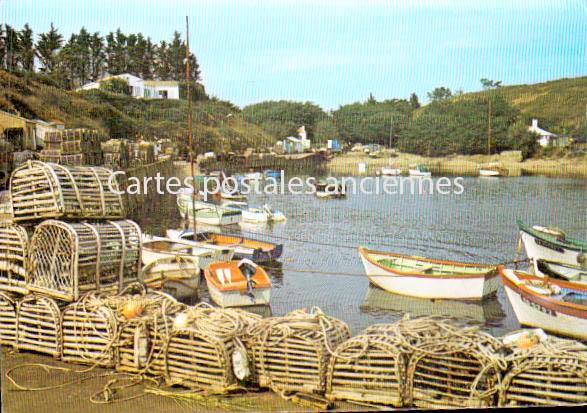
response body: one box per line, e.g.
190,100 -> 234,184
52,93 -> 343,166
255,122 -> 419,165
531,119 -> 538,129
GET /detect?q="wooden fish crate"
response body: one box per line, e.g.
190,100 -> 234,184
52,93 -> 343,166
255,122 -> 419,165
405,327 -> 503,409
249,308 -> 350,394
0,292 -> 17,346
0,224 -> 29,294
61,296 -> 118,367
164,305 -> 261,390
9,161 -> 125,222
16,295 -> 64,357
499,339 -> 587,407
27,220 -> 142,302
326,333 -> 407,406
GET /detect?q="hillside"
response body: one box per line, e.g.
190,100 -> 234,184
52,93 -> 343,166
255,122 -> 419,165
0,70 -> 274,153
465,76 -> 587,134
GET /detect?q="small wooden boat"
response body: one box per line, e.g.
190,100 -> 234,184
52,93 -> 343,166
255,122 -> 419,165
315,179 -> 346,198
167,229 -> 284,262
244,171 -> 263,181
517,219 -> 587,275
479,162 -> 506,177
177,190 -> 242,226
408,164 -> 431,177
141,256 -> 201,299
500,267 -> 587,340
142,239 -> 223,270
358,246 -> 499,300
224,203 -> 286,223
379,166 -> 402,176
535,259 -> 587,283
204,259 -> 272,307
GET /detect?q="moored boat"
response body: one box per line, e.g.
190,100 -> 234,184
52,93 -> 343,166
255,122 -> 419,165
244,171 -> 263,181
379,166 -> 402,176
358,246 -> 499,300
264,169 -> 282,179
408,164 -> 432,177
177,189 -> 242,226
141,256 -> 201,299
517,219 -> 587,275
167,229 -> 283,262
315,179 -> 346,198
535,260 -> 587,283
142,238 -> 223,270
500,266 -> 587,340
224,203 -> 286,223
204,259 -> 272,307
479,162 -> 506,177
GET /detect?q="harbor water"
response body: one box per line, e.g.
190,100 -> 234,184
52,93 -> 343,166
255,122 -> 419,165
133,174 -> 587,336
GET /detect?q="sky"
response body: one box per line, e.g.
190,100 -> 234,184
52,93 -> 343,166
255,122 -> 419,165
2,0 -> 586,109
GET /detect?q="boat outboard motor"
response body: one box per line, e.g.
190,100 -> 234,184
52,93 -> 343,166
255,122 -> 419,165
238,259 -> 258,299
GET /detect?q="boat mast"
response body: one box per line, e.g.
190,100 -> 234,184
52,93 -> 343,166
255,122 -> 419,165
185,16 -> 197,233
487,98 -> 492,156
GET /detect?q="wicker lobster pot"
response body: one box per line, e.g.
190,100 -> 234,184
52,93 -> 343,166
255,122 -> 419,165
114,291 -> 184,376
248,308 -> 351,394
9,161 -> 124,222
0,292 -> 17,346
61,294 -> 118,367
164,305 -> 261,390
16,295 -> 64,357
0,224 -> 29,294
27,220 -> 142,301
499,339 -> 587,407
403,323 -> 504,409
326,333 -> 407,406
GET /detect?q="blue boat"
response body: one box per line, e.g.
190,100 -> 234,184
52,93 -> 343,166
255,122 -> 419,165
264,169 -> 282,179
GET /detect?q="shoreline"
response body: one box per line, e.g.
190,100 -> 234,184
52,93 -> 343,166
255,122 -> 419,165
324,151 -> 587,178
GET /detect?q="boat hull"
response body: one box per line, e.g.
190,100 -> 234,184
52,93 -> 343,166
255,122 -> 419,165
520,230 -> 584,275
142,244 -> 220,270
178,197 -> 242,226
206,279 -> 271,307
479,169 -> 500,177
408,170 -> 431,177
142,260 -> 201,300
359,250 -> 499,300
381,168 -> 401,176
501,269 -> 587,340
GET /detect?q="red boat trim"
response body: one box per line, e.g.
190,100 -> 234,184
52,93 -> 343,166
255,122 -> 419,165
499,266 -> 587,319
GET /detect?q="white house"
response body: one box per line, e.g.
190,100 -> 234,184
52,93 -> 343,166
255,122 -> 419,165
282,126 -> 311,153
77,73 -> 180,100
528,118 -> 556,147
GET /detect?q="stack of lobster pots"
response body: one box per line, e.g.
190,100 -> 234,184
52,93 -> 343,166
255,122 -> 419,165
325,317 -> 587,408
0,160 -> 143,360
40,129 -> 105,167
101,139 -> 130,170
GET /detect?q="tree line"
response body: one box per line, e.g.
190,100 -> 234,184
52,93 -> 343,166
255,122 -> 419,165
0,23 -> 200,89
243,81 -> 540,158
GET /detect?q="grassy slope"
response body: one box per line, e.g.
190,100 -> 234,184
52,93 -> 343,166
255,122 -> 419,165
0,70 -> 274,152
464,76 -> 587,133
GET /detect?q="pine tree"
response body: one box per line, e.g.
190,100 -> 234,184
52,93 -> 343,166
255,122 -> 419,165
409,92 -> 420,109
154,40 -> 171,79
4,24 -> 20,71
88,32 -> 104,80
168,31 -> 183,81
36,23 -> 63,73
18,24 -> 35,71
141,37 -> 155,79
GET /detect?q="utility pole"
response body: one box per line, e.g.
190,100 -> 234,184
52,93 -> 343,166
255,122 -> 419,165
487,98 -> 492,156
185,16 -> 197,232
389,115 -> 393,150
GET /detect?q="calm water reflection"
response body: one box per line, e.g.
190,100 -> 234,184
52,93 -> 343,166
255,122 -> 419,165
132,175 -> 587,336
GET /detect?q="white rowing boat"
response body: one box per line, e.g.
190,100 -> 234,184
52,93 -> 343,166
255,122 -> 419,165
358,246 -> 499,300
